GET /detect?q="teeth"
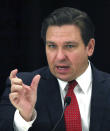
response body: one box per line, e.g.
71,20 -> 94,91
58,67 -> 67,69
59,67 -> 65,69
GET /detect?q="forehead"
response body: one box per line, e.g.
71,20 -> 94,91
46,25 -> 82,42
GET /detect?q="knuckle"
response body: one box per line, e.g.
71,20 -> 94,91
11,84 -> 22,93
11,78 -> 23,85
18,79 -> 23,84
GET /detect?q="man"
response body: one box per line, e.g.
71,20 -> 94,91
2,7 -> 110,131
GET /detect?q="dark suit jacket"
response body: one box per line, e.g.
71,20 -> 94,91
0,64 -> 110,131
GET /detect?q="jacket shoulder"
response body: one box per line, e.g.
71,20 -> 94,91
6,66 -> 49,86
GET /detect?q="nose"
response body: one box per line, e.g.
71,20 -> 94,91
56,49 -> 66,61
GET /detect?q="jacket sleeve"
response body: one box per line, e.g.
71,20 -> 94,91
0,77 -> 15,131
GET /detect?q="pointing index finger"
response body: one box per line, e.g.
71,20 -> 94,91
9,69 -> 18,80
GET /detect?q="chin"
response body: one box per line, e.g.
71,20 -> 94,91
57,74 -> 75,82
52,71 -> 72,81
57,76 -> 70,82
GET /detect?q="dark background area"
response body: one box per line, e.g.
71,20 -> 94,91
0,0 -> 110,95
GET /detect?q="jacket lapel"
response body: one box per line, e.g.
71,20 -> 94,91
41,68 -> 65,131
89,65 -> 108,131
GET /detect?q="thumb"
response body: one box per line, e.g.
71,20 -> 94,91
31,75 -> 41,91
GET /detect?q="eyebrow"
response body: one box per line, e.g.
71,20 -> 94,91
64,41 -> 78,45
46,41 -> 56,44
46,41 -> 78,45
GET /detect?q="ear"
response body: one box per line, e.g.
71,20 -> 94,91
87,38 -> 95,57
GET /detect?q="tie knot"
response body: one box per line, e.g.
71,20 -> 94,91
68,80 -> 77,90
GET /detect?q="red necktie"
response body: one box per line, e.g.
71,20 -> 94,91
64,80 -> 82,131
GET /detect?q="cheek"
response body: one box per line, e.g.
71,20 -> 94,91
70,51 -> 87,65
46,52 -> 55,65
69,52 -> 81,62
46,53 -> 56,73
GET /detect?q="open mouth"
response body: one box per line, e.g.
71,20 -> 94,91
56,66 -> 69,69
56,66 -> 70,73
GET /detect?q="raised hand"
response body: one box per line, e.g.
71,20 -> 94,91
9,69 -> 40,121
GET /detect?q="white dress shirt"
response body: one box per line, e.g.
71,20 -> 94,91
14,62 -> 92,131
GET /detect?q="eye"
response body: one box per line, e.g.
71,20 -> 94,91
65,44 -> 74,48
48,44 -> 56,48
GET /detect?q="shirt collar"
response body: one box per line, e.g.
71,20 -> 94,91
76,62 -> 92,94
57,79 -> 68,93
57,61 -> 92,94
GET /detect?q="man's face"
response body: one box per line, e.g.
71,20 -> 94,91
46,25 -> 95,81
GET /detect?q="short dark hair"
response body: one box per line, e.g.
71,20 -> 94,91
41,7 -> 95,46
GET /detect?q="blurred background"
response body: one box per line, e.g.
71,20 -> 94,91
0,0 -> 110,95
